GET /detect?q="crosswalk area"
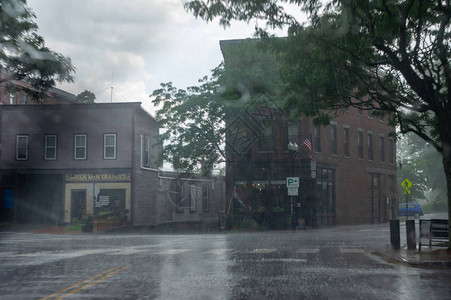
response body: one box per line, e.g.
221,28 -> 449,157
0,246 -> 370,261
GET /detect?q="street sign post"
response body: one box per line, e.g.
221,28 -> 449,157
288,187 -> 298,196
286,177 -> 299,188
401,178 -> 412,219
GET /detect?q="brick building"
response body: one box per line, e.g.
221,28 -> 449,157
0,71 -> 76,105
0,102 -> 225,230
221,39 -> 398,227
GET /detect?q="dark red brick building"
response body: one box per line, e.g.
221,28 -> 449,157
0,71 -> 76,105
221,39 -> 398,227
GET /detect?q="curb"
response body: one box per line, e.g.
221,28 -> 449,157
372,251 -> 451,269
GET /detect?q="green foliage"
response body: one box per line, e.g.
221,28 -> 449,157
0,0 -> 74,100
185,0 -> 451,246
76,90 -> 96,103
397,132 -> 446,206
65,224 -> 82,232
184,0 -> 451,158
151,40 -> 283,174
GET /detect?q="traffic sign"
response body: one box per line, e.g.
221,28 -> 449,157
288,187 -> 298,196
401,178 -> 412,190
286,177 -> 299,188
403,189 -> 411,194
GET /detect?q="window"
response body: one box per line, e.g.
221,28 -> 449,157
74,134 -> 87,160
259,125 -> 273,151
343,126 -> 350,157
330,123 -> 337,155
9,92 -> 16,104
358,108 -> 363,116
16,135 -> 28,160
190,184 -> 201,212
368,109 -> 373,119
388,138 -> 394,164
176,184 -> 184,213
202,185 -> 209,212
357,130 -> 363,159
104,133 -> 116,159
141,135 -> 150,167
287,121 -> 298,146
368,132 -> 373,161
380,135 -> 385,163
45,135 -> 57,160
22,94 -> 28,104
314,126 -> 321,152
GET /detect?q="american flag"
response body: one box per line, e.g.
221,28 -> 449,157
232,186 -> 252,213
303,136 -> 313,152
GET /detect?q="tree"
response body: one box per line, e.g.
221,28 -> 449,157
151,65 -> 226,175
397,133 -> 447,211
184,0 -> 451,247
76,90 -> 96,103
151,40 -> 282,175
0,0 -> 74,100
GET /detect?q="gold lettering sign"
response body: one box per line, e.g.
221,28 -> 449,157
65,173 -> 131,182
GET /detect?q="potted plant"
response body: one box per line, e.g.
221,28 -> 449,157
81,213 -> 94,232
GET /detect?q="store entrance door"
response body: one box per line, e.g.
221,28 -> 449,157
71,190 -> 86,222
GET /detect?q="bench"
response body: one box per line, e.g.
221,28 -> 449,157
419,219 -> 449,251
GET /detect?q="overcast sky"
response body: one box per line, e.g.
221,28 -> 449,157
29,0 -> 296,114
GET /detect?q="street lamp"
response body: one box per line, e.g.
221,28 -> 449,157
287,141 -> 299,230
288,141 -> 299,153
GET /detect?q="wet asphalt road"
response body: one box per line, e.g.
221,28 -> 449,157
1,222 -> 450,299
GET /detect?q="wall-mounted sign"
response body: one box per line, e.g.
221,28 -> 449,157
95,195 -> 110,208
286,177 -> 299,188
65,173 -> 131,182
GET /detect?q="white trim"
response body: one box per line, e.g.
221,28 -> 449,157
44,135 -> 57,160
104,133 -> 117,159
16,135 -> 28,160
74,134 -> 87,160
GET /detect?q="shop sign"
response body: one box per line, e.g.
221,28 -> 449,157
95,195 -> 110,208
65,173 -> 131,182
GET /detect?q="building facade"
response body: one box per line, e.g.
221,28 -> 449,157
221,39 -> 398,227
0,71 -> 77,105
0,102 -> 225,230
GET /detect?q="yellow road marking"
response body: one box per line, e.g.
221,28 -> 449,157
40,265 -> 130,300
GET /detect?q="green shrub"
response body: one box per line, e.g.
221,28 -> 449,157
65,224 -> 82,232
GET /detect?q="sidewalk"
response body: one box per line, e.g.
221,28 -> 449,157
373,244 -> 451,269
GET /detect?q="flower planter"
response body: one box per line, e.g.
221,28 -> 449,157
93,220 -> 121,232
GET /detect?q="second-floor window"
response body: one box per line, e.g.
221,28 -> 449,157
314,126 -> 321,152
358,130 -> 363,159
260,125 -> 273,151
202,185 -> 209,212
104,133 -> 117,159
74,134 -> 87,160
380,135 -> 385,163
368,132 -> 373,161
330,123 -> 337,155
388,138 -> 394,164
16,135 -> 28,160
9,92 -> 16,104
343,126 -> 350,157
45,135 -> 57,160
142,135 -> 150,167
287,121 -> 298,145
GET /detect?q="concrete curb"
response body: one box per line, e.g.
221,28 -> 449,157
372,250 -> 451,269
